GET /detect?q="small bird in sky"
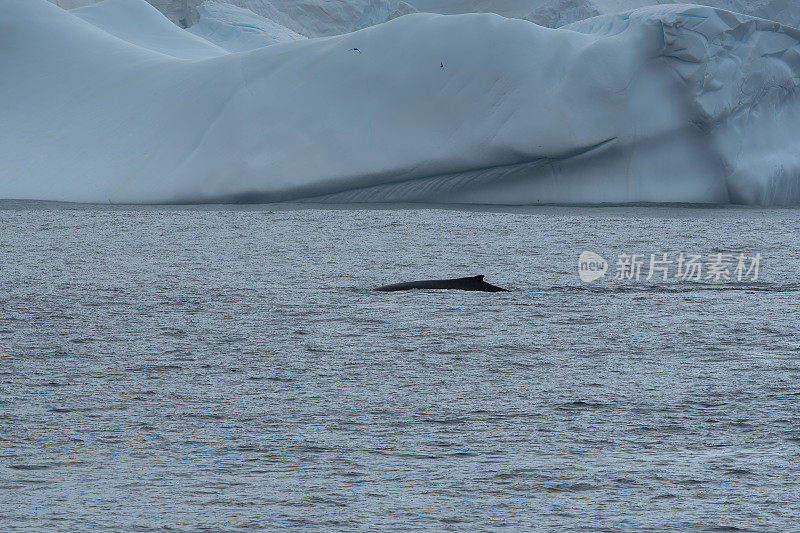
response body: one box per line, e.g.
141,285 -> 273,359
351,48 -> 361,53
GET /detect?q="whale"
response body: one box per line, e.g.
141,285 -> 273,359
375,275 -> 509,292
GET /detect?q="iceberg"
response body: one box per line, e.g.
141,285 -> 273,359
213,0 -> 418,37
409,0 -> 800,30
2,0 -> 800,205
525,0 -> 602,28
187,2 -> 305,52
72,0 -> 227,59
48,0 -> 98,8
113,0 -> 418,37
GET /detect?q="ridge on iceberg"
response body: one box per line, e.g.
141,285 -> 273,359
72,0 -> 227,59
1,0 -> 800,205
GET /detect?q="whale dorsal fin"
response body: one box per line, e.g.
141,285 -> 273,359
473,275 -> 484,281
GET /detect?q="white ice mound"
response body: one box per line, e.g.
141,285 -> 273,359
2,0 -> 800,205
188,2 -> 305,52
72,0 -> 226,59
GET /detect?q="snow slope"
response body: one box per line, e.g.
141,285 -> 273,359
188,2 -> 304,52
72,0 -> 227,59
3,0 -> 800,205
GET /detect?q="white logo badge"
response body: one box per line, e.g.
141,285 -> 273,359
578,251 -> 607,283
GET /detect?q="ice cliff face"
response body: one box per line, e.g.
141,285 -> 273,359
3,0 -> 799,205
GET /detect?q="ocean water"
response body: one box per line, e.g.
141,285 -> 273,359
1,203 -> 799,531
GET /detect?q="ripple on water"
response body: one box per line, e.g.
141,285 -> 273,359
1,204 -> 799,531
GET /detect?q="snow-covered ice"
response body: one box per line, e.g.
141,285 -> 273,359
404,0 -> 542,19
187,2 -> 305,52
525,0 -> 601,29
46,0 -> 800,32
407,0 -> 800,29
72,0 -> 227,59
240,0 -> 417,37
2,0 -> 800,205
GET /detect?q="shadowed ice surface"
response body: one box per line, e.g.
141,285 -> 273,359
1,203 -> 799,531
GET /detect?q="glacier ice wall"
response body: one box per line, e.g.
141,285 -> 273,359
2,0 -> 800,205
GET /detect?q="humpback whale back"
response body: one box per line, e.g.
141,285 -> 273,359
375,275 -> 509,292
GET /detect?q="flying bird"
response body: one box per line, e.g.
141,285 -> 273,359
351,48 -> 361,53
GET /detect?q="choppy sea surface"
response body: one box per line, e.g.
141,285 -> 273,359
1,203 -> 799,531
